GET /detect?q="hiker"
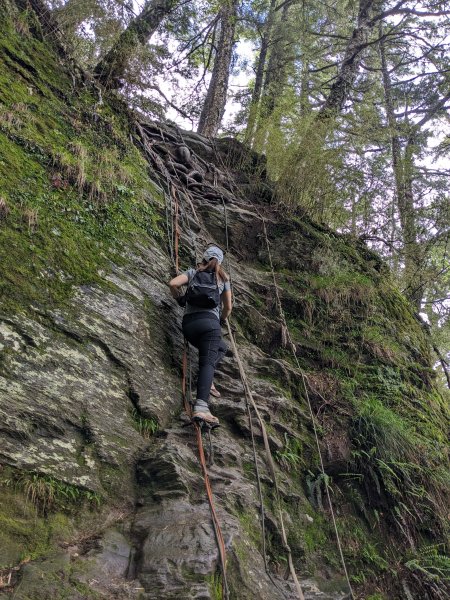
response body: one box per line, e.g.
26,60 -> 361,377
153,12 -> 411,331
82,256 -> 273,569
169,245 -> 232,425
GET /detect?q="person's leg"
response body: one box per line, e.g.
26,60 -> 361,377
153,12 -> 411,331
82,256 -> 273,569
195,322 -> 222,402
210,339 -> 227,397
215,339 -> 227,368
182,316 -> 222,418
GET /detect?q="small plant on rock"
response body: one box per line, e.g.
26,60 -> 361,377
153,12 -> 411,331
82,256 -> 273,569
131,407 -> 158,438
3,469 -> 102,513
405,544 -> 450,582
306,470 -> 331,511
275,433 -> 303,471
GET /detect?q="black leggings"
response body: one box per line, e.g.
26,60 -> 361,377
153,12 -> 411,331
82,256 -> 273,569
182,313 -> 227,403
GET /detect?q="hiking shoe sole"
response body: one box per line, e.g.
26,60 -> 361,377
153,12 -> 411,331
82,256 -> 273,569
192,412 -> 220,427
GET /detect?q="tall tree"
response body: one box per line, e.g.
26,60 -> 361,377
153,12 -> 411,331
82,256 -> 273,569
93,0 -> 179,87
259,0 -> 381,206
378,18 -> 450,309
197,0 -> 239,137
254,1 -> 293,143
317,0 -> 377,119
244,0 -> 278,144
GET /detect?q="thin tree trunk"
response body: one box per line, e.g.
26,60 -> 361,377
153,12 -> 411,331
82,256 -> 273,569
299,60 -> 311,116
379,23 -> 450,308
318,0 -> 376,119
379,26 -> 421,309
260,3 -> 291,118
278,0 -> 377,203
93,0 -> 178,88
351,195 -> 357,235
401,136 -> 423,308
244,0 -> 277,145
197,0 -> 238,137
389,197 -> 399,273
253,2 -> 292,151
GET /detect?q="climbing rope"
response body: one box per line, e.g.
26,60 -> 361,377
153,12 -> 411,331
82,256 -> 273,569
225,321 -> 305,600
217,193 -> 303,599
182,343 -> 229,599
260,217 -> 356,600
140,126 -> 230,599
214,141 -> 355,600
147,124 -> 350,599
171,175 -> 229,600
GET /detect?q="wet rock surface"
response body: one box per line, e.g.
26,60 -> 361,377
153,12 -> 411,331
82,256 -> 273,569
2,6 -> 448,599
5,88 -> 449,600
0,125 -> 356,599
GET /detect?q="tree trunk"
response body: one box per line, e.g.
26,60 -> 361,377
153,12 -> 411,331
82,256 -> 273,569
401,137 -> 423,308
318,0 -> 376,119
278,0 -> 377,204
244,0 -> 278,145
197,0 -> 238,138
252,2 -> 292,152
379,27 -> 422,309
299,60 -> 311,116
260,2 -> 290,119
93,0 -> 178,88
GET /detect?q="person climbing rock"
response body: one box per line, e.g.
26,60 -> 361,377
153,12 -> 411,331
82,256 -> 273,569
169,245 -> 232,426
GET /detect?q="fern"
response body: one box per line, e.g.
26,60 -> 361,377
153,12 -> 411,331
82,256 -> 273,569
350,396 -> 449,544
274,433 -> 302,471
306,471 -> 331,511
405,545 -> 450,581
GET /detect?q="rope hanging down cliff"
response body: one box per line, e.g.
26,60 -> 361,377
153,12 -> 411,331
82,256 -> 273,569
219,198 -> 304,600
225,320 -> 306,600
259,217 -> 356,600
167,167 -> 297,600
167,147 -> 304,600
181,343 -> 230,600
212,142 -> 355,599
173,187 -> 230,600
136,125 -> 231,599
223,218 -> 355,599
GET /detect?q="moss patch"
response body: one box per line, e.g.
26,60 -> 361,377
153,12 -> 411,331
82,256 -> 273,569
0,485 -> 74,567
0,17 -> 164,316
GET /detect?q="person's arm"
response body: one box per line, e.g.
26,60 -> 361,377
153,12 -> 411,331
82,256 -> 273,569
221,289 -> 232,321
169,273 -> 189,299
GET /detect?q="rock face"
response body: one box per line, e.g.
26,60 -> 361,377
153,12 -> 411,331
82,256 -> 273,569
0,4 -> 449,600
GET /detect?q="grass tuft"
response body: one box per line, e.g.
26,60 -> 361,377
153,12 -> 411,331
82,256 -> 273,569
2,469 -> 102,514
131,408 -> 158,439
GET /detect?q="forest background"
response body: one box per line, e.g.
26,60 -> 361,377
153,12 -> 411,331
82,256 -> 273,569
45,0 -> 449,386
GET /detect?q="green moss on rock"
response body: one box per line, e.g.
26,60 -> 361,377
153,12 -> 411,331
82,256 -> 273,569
0,485 -> 73,567
0,21 -> 164,316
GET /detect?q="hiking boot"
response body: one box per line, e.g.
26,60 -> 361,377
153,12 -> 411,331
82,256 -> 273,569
210,383 -> 221,398
192,410 -> 220,427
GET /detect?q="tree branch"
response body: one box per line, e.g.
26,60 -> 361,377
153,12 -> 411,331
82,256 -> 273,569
147,85 -> 192,121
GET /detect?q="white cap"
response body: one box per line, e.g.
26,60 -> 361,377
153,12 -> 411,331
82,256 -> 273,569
203,245 -> 224,265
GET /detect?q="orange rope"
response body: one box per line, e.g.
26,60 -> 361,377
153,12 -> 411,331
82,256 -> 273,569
174,171 -> 228,598
182,344 -> 229,599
